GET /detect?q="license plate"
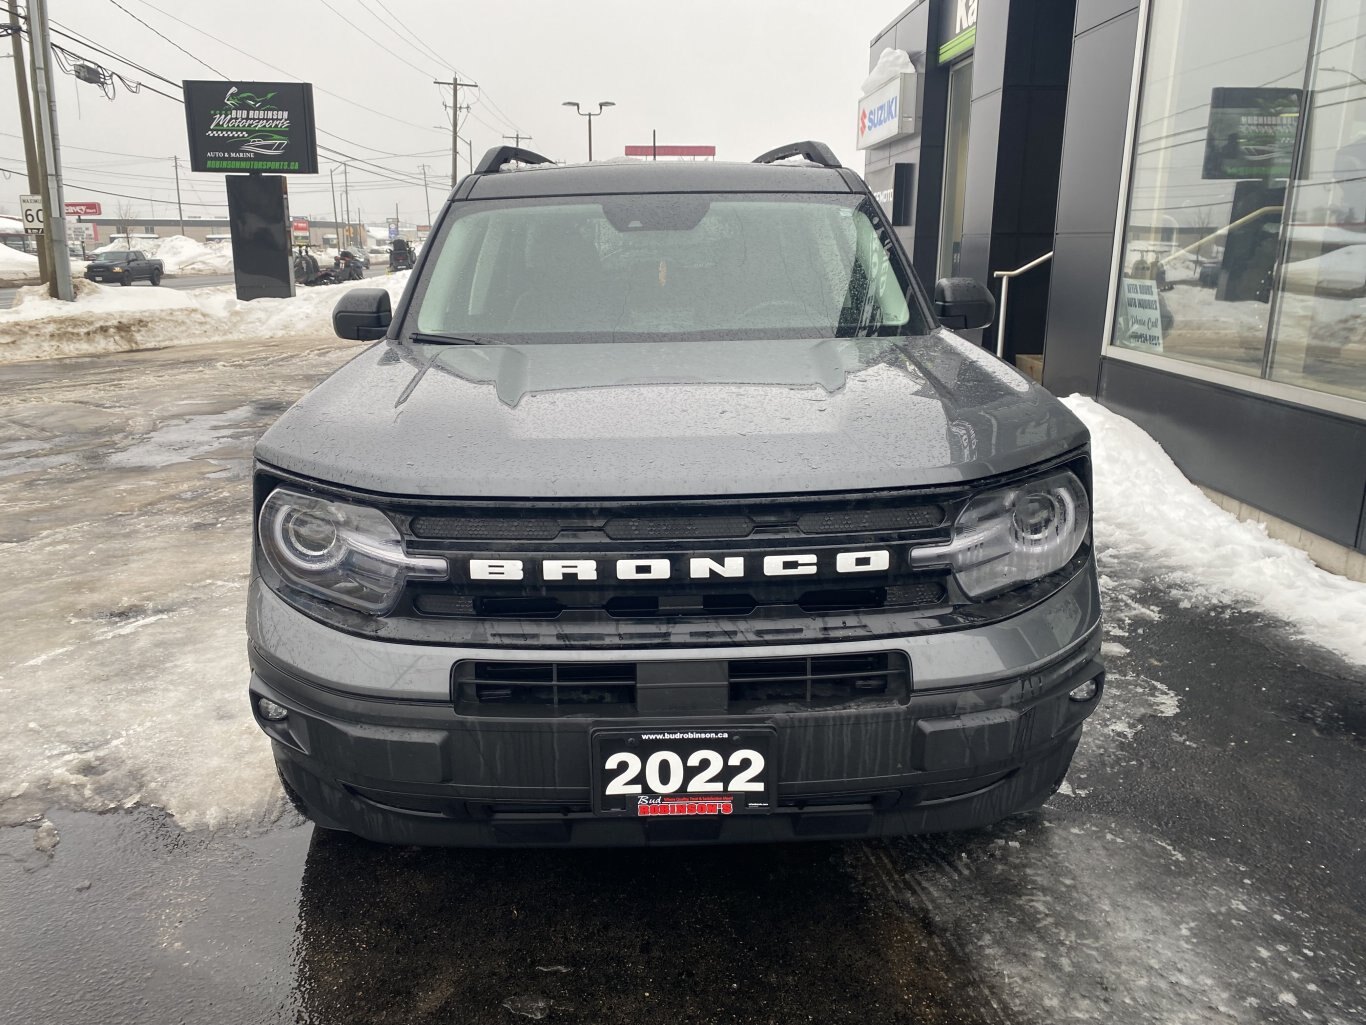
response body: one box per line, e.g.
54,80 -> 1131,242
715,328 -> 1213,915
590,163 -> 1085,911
591,726 -> 776,817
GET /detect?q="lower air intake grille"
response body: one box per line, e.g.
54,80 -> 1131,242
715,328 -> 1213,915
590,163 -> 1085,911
454,660 -> 636,716
453,651 -> 910,715
727,652 -> 910,710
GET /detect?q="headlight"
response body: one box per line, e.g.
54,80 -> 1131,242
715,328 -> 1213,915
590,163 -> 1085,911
110,267 -> 124,272
258,488 -> 446,614
911,470 -> 1089,599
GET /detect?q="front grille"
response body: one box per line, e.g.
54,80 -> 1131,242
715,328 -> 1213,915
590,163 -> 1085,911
797,506 -> 943,534
404,492 -> 948,543
452,652 -> 909,716
411,515 -> 561,540
604,515 -> 754,540
416,583 -> 946,620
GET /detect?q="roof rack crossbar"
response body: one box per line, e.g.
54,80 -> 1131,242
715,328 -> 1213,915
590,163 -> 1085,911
473,145 -> 555,175
752,140 -> 842,169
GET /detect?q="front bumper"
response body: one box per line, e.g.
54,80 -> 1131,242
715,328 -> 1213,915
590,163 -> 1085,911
248,568 -> 1103,846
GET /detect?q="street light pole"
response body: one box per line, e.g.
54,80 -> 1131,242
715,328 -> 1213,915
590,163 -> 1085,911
562,101 -> 615,162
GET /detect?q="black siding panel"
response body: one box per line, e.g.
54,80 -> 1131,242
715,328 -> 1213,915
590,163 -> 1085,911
1053,12 -> 1139,235
1041,233 -> 1114,395
1099,361 -> 1366,551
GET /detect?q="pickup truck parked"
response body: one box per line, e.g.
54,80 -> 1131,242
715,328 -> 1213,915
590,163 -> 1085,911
84,250 -> 164,286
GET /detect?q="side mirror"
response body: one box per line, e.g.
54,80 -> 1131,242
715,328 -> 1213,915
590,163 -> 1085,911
332,288 -> 392,341
934,277 -> 995,330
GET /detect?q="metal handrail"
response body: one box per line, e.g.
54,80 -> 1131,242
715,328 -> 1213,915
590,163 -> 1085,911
992,251 -> 1053,359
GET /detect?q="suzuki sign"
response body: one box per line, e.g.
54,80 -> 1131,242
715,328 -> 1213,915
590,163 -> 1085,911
857,69 -> 916,150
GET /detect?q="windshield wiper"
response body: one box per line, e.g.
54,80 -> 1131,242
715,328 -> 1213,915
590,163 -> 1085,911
408,331 -> 493,346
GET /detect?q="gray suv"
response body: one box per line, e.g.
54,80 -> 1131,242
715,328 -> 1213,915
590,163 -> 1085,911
247,141 -> 1103,847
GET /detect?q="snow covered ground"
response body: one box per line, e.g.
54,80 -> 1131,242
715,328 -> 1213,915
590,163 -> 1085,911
0,271 -> 409,363
1065,396 -> 1366,665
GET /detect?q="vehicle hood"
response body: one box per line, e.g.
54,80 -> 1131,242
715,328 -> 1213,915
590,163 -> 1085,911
255,332 -> 1089,498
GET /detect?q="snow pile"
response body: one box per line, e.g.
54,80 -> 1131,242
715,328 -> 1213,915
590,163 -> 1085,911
148,235 -> 234,275
1280,243 -> 1366,293
0,244 -> 84,286
0,271 -> 410,363
0,244 -> 42,281
1065,395 -> 1366,664
91,234 -> 234,275
861,47 -> 914,94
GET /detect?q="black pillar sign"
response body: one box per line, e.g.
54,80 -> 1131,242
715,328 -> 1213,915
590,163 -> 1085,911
183,80 -> 319,174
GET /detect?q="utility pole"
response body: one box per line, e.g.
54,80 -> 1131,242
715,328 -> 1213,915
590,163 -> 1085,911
7,0 -> 49,283
172,156 -> 185,236
502,133 -> 532,149
28,0 -> 72,300
418,163 -> 432,227
342,161 -> 351,249
466,136 -> 472,176
434,75 -> 476,186
329,163 -> 340,251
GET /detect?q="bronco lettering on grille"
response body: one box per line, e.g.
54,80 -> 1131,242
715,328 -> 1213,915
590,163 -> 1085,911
466,550 -> 892,582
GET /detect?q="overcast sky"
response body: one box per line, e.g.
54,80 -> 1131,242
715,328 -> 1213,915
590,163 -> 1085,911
1,0 -> 912,226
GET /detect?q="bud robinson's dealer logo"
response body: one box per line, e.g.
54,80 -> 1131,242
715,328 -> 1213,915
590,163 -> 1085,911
206,86 -> 292,156
637,796 -> 734,817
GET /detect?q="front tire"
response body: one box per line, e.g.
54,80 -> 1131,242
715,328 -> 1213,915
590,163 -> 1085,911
119,274 -> 131,286
150,270 -> 162,286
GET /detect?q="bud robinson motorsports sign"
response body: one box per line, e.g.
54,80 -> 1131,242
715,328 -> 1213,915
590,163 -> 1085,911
183,81 -> 319,174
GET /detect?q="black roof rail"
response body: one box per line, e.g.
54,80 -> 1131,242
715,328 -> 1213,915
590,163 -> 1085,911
473,145 -> 555,175
752,140 -> 842,169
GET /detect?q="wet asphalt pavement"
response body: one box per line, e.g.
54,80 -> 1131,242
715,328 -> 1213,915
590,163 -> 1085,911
1,335 -> 1362,1025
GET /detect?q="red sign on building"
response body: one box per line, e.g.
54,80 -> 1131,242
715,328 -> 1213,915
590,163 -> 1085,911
624,144 -> 716,158
64,201 -> 102,216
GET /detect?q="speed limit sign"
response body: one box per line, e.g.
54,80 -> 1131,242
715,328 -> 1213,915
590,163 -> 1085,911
20,195 -> 45,235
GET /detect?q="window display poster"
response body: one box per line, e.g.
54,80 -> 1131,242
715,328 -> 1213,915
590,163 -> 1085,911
1202,87 -> 1302,180
1118,277 -> 1165,352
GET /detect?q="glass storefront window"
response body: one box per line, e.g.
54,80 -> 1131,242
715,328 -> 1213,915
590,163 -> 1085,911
1112,0 -> 1315,376
1268,0 -> 1366,402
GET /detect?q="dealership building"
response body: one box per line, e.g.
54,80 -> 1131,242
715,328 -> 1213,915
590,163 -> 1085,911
861,0 -> 1366,577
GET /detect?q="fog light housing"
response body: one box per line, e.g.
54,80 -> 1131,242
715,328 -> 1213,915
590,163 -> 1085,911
258,697 -> 289,721
1069,678 -> 1100,703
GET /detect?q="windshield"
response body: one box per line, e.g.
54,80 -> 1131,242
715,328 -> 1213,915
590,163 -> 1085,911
408,193 -> 928,342
93,252 -> 132,263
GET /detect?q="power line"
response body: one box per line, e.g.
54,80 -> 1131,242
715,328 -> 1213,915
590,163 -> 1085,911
339,0 -> 440,78
129,0 -> 445,137
369,0 -> 450,74
107,0 -> 227,77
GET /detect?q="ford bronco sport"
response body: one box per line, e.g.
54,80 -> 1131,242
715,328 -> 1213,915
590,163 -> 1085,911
247,141 -> 1103,846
